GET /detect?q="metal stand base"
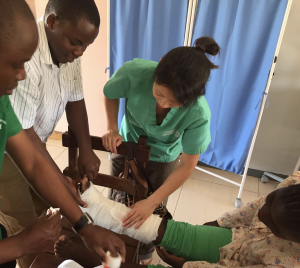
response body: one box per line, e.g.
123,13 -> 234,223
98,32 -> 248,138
235,198 -> 243,208
261,172 -> 284,183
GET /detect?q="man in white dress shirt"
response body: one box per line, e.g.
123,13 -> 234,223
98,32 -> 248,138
0,1 -> 103,267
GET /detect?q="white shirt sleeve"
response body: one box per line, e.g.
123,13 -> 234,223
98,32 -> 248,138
9,62 -> 40,130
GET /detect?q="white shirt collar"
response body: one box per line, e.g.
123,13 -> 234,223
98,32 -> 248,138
37,16 -> 55,66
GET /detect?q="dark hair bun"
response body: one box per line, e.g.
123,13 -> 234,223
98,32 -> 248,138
195,37 -> 220,56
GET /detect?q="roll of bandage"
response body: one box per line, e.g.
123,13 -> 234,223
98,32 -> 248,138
105,251 -> 121,268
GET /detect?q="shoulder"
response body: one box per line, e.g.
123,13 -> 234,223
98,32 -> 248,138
187,96 -> 211,121
0,95 -> 9,107
123,58 -> 158,78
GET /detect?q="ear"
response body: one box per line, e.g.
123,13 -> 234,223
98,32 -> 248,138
46,14 -> 59,31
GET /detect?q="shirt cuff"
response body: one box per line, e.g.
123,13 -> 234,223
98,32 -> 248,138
69,92 -> 84,102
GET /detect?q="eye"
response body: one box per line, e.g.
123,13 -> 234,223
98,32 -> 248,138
69,39 -> 77,46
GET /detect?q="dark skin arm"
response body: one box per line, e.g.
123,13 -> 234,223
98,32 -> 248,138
25,127 -> 86,207
0,210 -> 61,264
203,220 -> 220,227
66,99 -> 100,180
6,130 -> 125,262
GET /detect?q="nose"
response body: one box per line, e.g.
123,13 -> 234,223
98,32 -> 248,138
73,46 -> 84,58
16,68 -> 26,81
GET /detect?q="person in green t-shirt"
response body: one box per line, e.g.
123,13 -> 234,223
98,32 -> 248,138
0,0 -> 126,265
103,37 -> 220,262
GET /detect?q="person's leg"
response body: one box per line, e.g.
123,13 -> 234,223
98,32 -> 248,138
108,154 -> 126,199
139,155 -> 180,262
0,155 -> 41,268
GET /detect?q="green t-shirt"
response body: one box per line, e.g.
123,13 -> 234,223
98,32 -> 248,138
104,59 -> 211,163
0,95 -> 22,172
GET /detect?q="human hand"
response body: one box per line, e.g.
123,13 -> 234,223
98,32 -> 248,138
122,199 -> 157,229
79,225 -> 126,263
78,150 -> 100,181
18,209 -> 62,256
203,220 -> 219,227
62,176 -> 87,208
102,130 -> 123,154
156,246 -> 186,268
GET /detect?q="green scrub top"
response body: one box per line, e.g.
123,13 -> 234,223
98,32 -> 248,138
0,95 -> 22,239
104,59 -> 211,163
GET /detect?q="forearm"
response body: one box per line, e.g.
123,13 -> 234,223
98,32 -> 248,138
0,235 -> 23,264
148,163 -> 194,206
66,99 -> 92,152
25,127 -> 68,183
104,96 -> 119,131
7,131 -> 83,225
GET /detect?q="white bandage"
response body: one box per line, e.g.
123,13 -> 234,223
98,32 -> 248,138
80,182 -> 162,244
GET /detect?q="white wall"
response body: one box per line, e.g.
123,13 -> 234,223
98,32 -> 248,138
250,0 -> 300,175
34,0 -> 108,137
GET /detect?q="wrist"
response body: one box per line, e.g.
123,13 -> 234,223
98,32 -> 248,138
15,232 -> 30,257
78,223 -> 94,237
147,195 -> 161,207
107,128 -> 119,134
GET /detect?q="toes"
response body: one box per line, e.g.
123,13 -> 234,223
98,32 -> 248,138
55,252 -> 63,259
56,235 -> 69,246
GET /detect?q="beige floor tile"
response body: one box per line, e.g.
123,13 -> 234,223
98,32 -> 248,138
258,180 -> 279,195
54,149 -> 69,172
47,145 -> 66,160
47,138 -> 64,148
152,250 -> 160,265
94,150 -> 110,159
166,185 -> 182,216
174,178 -> 259,225
190,166 -> 259,192
99,158 -> 111,175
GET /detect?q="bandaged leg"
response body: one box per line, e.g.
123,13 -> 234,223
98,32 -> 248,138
80,182 -> 162,244
154,220 -> 232,265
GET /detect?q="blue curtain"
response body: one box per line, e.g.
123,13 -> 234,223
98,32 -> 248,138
110,0 -> 188,127
192,0 -> 288,174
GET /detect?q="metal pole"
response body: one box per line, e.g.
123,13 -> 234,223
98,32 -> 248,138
236,0 -> 293,204
187,0 -> 197,46
184,0 -> 193,46
107,0 -> 111,80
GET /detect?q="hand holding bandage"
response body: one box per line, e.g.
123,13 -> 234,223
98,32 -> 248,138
79,180 -> 162,244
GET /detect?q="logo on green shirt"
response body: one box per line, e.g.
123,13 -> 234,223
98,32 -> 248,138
0,119 -> 7,130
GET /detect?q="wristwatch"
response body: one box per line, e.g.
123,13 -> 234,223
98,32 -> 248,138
72,212 -> 94,234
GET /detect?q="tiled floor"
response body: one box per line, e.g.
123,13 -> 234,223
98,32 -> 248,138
46,139 -> 280,267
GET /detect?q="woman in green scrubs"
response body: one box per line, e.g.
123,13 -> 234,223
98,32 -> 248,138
102,36 -> 220,262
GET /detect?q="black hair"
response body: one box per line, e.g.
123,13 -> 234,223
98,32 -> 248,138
45,0 -> 100,28
0,0 -> 35,46
154,37 -> 220,107
281,184 -> 300,242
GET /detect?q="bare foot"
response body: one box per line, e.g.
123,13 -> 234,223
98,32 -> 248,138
54,235 -> 101,268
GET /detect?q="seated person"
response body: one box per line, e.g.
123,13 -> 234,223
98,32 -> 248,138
54,172 -> 300,268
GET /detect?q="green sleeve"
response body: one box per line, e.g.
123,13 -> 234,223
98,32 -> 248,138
103,62 -> 131,99
6,98 -> 22,138
182,118 -> 211,155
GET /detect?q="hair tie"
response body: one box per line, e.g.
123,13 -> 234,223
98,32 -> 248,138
196,44 -> 205,53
